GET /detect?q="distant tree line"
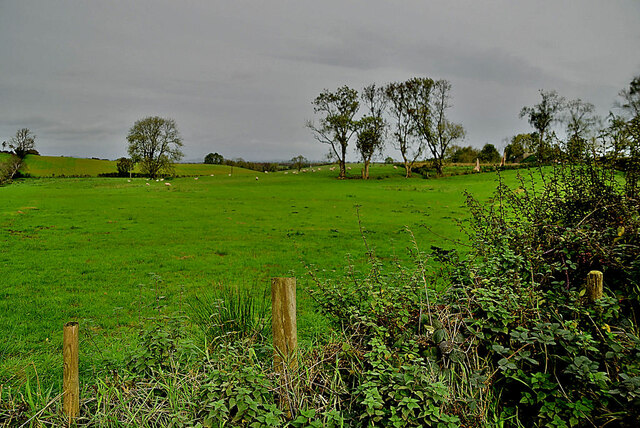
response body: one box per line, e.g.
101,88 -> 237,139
202,152 -> 330,173
202,152 -> 281,173
446,143 -> 501,164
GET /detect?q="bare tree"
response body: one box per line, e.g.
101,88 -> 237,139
307,86 -> 359,178
126,116 -> 184,179
384,79 -> 425,177
519,90 -> 565,161
8,128 -> 36,159
427,80 -> 465,175
562,98 -> 598,160
403,78 -> 464,176
356,84 -> 386,179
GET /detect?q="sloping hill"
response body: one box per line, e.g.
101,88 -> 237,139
7,154 -> 253,177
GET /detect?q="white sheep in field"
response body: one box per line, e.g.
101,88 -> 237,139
393,165 -> 398,169
165,182 -> 171,187
210,174 -> 214,176
317,167 -> 322,171
194,177 -> 199,180
127,179 -> 131,182
255,176 -> 259,181
284,171 -> 288,175
347,166 -> 351,170
146,183 -> 150,186
160,178 -> 164,181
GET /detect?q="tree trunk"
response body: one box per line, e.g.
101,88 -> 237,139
339,144 -> 347,179
434,159 -> 443,176
402,154 -> 411,178
364,160 -> 370,179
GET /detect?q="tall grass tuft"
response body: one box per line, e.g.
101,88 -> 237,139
189,285 -> 271,345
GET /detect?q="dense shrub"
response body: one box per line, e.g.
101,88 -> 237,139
450,161 -> 640,426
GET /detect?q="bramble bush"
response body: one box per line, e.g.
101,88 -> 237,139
448,159 -> 640,426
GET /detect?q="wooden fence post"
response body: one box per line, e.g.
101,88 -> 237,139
586,270 -> 603,302
63,322 -> 79,422
271,277 -> 297,371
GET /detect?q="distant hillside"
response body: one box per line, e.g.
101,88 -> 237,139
1,154 -> 253,177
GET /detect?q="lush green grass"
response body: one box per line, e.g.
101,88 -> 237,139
19,155 -> 118,177
0,163 -> 518,388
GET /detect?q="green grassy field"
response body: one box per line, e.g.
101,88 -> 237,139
0,153 -> 258,177
0,162 -> 518,388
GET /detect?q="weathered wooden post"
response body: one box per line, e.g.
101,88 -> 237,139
63,322 -> 79,422
271,277 -> 297,371
586,270 -> 603,302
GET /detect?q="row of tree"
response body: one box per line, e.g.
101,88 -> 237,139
4,76 -> 638,183
307,78 -> 465,179
307,75 -> 640,179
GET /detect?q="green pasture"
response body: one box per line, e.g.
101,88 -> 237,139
0,163 -> 519,387
0,154 -> 258,177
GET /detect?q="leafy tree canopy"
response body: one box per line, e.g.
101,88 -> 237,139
204,152 -> 224,164
126,116 -> 184,178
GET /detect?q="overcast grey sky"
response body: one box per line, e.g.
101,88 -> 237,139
1,1 -> 639,162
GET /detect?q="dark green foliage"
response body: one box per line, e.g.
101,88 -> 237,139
223,157 -> 280,172
478,144 -> 501,163
307,251 -> 483,426
466,164 -> 640,302
204,152 -> 224,164
505,133 -> 536,163
447,144 -> 479,163
116,157 -> 134,176
126,314 -> 192,376
453,160 -> 640,426
197,347 -> 285,427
